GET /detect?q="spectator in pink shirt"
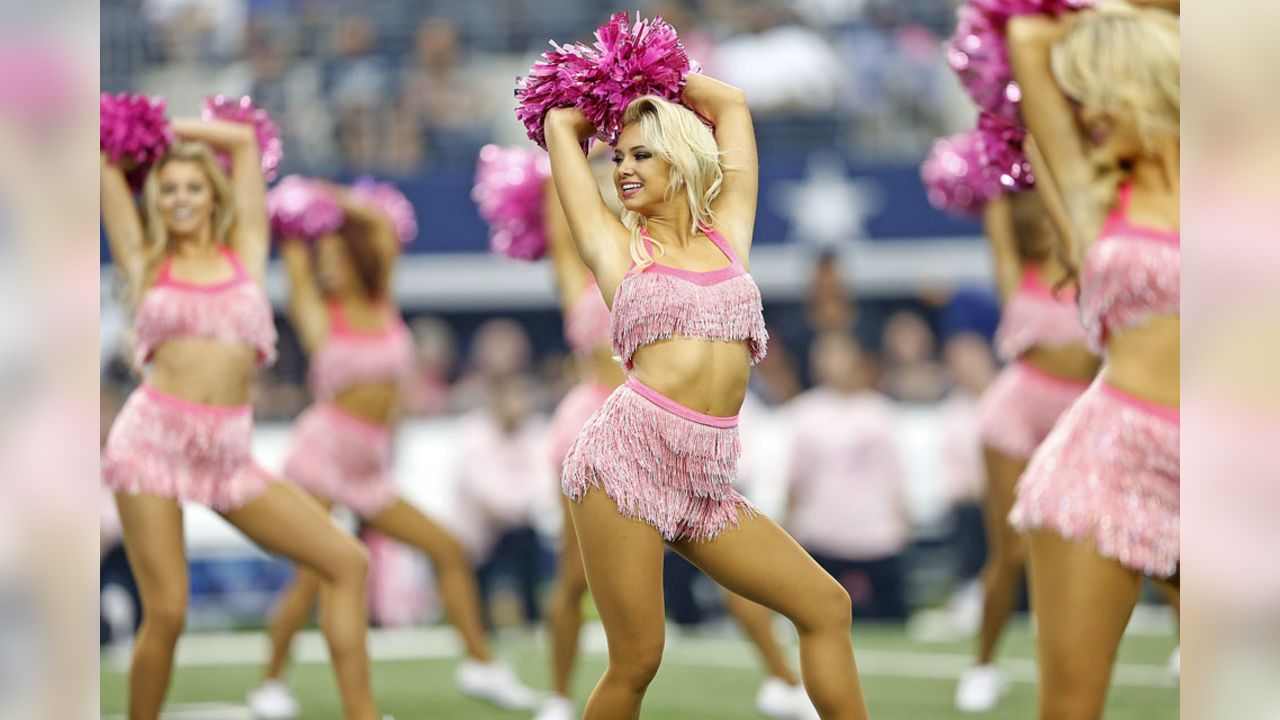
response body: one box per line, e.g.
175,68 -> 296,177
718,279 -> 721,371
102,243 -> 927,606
785,331 -> 911,620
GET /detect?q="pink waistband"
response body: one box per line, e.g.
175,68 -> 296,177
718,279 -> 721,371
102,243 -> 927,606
1100,382 -> 1180,425
1015,360 -> 1093,389
624,376 -> 739,428
140,384 -> 252,417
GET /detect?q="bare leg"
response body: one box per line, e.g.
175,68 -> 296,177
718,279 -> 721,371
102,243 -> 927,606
261,495 -> 334,681
221,482 -> 378,720
569,488 -> 668,720
670,511 -> 868,720
115,493 -> 188,720
976,447 -> 1029,664
548,495 -> 590,697
724,591 -> 800,686
364,498 -> 493,662
1026,529 -> 1143,720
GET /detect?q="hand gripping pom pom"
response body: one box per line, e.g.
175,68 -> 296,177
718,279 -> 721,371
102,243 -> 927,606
977,112 -> 1035,191
201,94 -> 284,181
515,12 -> 698,149
472,144 -> 553,261
920,130 -> 1005,216
100,92 -> 175,192
970,0 -> 1093,24
267,176 -> 344,242
350,177 -> 419,247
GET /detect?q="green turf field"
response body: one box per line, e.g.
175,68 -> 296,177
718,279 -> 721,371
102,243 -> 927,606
100,621 -> 1178,719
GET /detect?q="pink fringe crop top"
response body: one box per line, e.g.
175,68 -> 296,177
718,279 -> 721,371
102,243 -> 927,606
308,301 -> 415,401
564,276 -> 612,358
1079,183 -> 1181,353
993,264 -> 1087,361
134,246 -> 278,367
610,224 -> 768,371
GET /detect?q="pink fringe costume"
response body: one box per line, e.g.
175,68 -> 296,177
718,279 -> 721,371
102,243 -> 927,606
102,247 -> 279,511
977,265 -> 1091,458
1011,183 -> 1181,576
546,278 -> 616,466
283,301 -> 414,518
562,225 -> 769,541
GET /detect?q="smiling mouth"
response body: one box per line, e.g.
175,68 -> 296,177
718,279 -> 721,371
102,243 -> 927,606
620,182 -> 643,198
171,207 -> 195,221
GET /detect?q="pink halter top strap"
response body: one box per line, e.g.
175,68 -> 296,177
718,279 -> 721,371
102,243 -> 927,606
154,246 -> 250,291
634,225 -> 745,286
1101,183 -> 1180,245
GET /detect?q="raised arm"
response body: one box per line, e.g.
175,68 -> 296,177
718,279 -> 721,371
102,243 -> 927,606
169,118 -> 269,279
332,188 -> 401,297
279,238 -> 330,355
545,107 -> 630,288
100,154 -> 149,300
1007,13 -> 1102,252
543,178 -> 593,313
982,194 -> 1022,305
682,74 -> 757,257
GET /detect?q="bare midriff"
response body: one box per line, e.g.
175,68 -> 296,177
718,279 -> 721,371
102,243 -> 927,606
147,339 -> 257,406
1020,343 -> 1100,383
1100,315 -> 1180,408
629,337 -> 752,417
584,344 -> 627,388
331,381 -> 402,425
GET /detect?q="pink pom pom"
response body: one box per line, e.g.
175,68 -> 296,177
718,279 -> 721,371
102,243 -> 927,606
920,130 -> 1004,216
267,176 -> 344,241
977,112 -> 1035,191
350,177 -> 419,247
515,12 -> 697,149
472,144 -> 553,261
200,94 -> 284,181
947,6 -> 1021,124
970,0 -> 1093,25
100,92 -> 174,192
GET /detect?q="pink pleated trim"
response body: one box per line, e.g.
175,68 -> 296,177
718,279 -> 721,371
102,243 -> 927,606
134,283 -> 278,368
994,289 -> 1088,361
564,279 -> 611,357
283,403 -> 397,518
1010,380 -> 1179,577
308,304 -> 414,401
102,384 -> 274,511
977,361 -> 1089,458
546,380 -> 616,468
611,271 -> 768,371
562,383 -> 757,542
1080,235 -> 1180,354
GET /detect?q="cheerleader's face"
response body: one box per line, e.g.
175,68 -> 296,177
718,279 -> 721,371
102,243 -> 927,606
315,233 -> 358,297
612,123 -> 672,215
156,160 -> 215,237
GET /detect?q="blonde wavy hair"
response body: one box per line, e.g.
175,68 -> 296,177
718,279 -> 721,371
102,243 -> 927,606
1050,4 -> 1180,152
617,96 -> 724,270
140,142 -> 237,269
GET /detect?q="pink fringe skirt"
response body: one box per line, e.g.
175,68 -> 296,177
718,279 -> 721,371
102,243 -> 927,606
977,361 -> 1091,459
1010,380 -> 1180,576
102,385 -> 273,511
562,377 -> 757,542
546,380 -> 616,468
283,403 -> 397,518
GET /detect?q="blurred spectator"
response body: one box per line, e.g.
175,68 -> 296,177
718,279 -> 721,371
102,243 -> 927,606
879,310 -> 947,403
765,251 -> 857,400
938,333 -> 997,584
325,14 -> 391,172
399,17 -> 492,167
646,0 -> 721,76
244,19 -> 336,173
405,315 -> 458,417
785,331 -> 910,620
143,0 -> 247,63
452,374 -> 552,628
453,318 -> 534,411
715,1 -> 843,114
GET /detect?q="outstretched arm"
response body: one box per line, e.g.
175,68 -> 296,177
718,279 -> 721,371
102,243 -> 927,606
1007,13 -> 1103,252
545,107 -> 630,288
332,187 -> 401,297
279,238 -> 330,355
101,154 -> 149,299
683,74 -> 757,258
543,178 -> 592,313
169,118 -> 269,279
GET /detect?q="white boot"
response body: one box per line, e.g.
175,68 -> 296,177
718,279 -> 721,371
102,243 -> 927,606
533,694 -> 575,720
455,658 -> 540,710
955,664 -> 1008,712
246,679 -> 301,720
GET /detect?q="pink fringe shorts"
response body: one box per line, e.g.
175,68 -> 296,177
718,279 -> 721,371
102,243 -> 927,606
283,403 -> 398,519
977,361 -> 1091,459
562,377 -> 757,542
1010,381 -> 1180,576
546,380 -> 616,468
102,385 -> 274,511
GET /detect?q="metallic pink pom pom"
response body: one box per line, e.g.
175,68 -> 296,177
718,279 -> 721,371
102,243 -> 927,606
977,111 -> 1035,191
947,6 -> 1021,124
99,92 -> 174,192
350,177 -> 419,247
515,12 -> 697,149
267,176 -> 344,241
200,94 -> 284,181
920,130 -> 1004,216
970,0 -> 1093,24
472,144 -> 553,261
